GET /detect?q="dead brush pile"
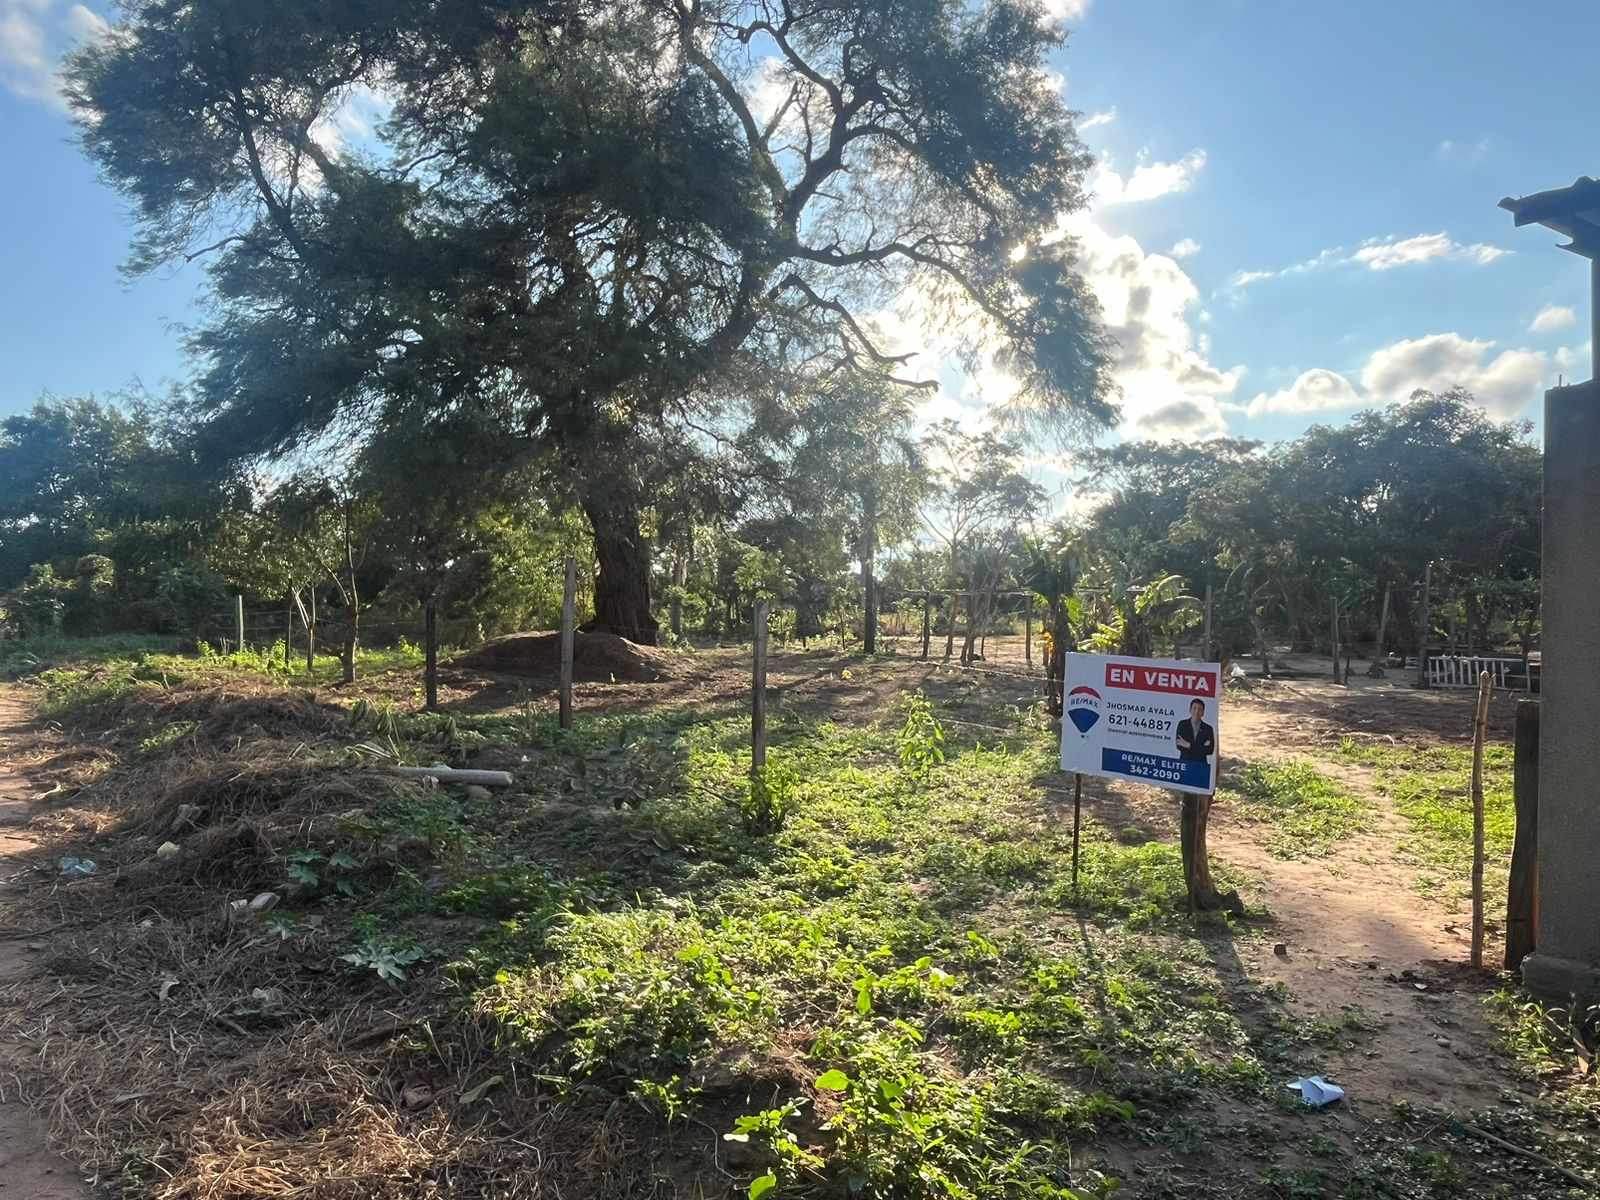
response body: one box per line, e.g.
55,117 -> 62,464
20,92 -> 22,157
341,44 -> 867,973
0,674 -> 614,1198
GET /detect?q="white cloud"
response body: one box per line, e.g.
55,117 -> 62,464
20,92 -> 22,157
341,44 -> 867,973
309,82 -> 394,160
1351,232 -> 1510,271
1170,238 -> 1202,258
1054,214 -> 1240,439
1043,0 -> 1092,21
1092,149 -> 1207,206
0,0 -> 107,110
1360,333 -> 1545,417
61,3 -> 103,41
1350,232 -> 1455,270
1245,368 -> 1362,417
1231,232 -> 1509,288
1080,107 -> 1117,131
1530,304 -> 1577,334
1435,136 -> 1492,165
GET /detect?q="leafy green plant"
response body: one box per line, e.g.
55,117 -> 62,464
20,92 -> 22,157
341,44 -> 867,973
338,938 -> 426,985
283,848 -> 365,898
742,758 -> 797,834
896,691 -> 945,777
725,1098 -> 822,1194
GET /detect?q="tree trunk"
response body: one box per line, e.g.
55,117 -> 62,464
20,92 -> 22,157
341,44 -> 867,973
424,595 -> 439,711
583,494 -> 659,645
1047,599 -> 1069,717
342,611 -> 357,684
861,483 -> 878,655
341,570 -> 359,685
1180,794 -> 1244,914
670,552 -> 686,641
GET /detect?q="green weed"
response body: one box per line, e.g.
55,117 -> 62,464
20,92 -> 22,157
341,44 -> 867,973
1226,759 -> 1366,858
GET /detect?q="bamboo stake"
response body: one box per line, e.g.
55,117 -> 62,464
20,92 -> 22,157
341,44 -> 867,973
559,556 -> 576,731
752,600 -> 769,773
1470,670 -> 1491,968
1071,773 -> 1083,900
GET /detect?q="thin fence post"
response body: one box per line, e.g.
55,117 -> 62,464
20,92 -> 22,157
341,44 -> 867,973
285,596 -> 294,671
1470,670 -> 1491,968
1506,699 -> 1540,971
559,556 -> 576,731
424,596 -> 439,711
1330,596 -> 1341,685
1417,561 -> 1433,688
236,594 -> 245,652
1071,772 -> 1083,900
1024,595 -> 1033,669
752,599 -> 769,773
921,593 -> 931,660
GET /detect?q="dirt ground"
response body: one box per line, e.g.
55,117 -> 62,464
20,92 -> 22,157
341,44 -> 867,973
0,639 -> 1543,1191
0,692 -> 90,1199
1102,671 -> 1525,1118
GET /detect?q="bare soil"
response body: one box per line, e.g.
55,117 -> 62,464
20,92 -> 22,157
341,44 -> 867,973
1079,667 -> 1527,1119
453,630 -> 682,681
0,692 -> 91,1199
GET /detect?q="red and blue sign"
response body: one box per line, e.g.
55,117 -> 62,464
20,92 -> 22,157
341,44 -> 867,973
1061,652 -> 1220,796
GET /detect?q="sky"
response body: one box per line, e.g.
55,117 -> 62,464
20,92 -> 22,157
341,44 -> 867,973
1,0 -> 1596,461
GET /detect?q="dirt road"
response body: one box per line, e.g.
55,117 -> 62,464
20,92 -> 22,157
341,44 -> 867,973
0,690 -> 90,1199
1083,676 -> 1526,1116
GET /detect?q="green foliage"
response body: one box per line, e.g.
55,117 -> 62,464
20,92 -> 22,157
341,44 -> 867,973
1334,739 -> 1513,900
743,758 -> 798,835
284,848 -> 366,898
1226,759 -> 1367,858
338,938 -> 426,986
897,691 -> 946,777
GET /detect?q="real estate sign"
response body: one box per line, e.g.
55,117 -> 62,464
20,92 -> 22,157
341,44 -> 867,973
1059,652 -> 1220,795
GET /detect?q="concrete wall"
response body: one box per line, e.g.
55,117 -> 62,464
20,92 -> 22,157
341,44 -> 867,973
1524,381 -> 1600,1001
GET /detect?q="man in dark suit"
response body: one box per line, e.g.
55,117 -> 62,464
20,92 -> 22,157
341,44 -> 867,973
1175,698 -> 1215,762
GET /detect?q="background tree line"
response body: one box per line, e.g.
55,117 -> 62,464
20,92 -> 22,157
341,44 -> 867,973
2,388 -> 1541,680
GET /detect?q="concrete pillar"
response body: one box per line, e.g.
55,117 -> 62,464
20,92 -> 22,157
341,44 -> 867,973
1524,382 -> 1600,1001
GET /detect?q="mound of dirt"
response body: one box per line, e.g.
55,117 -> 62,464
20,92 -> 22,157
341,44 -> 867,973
454,631 -> 678,682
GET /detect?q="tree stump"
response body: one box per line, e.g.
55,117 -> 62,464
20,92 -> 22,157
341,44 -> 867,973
1180,794 -> 1244,915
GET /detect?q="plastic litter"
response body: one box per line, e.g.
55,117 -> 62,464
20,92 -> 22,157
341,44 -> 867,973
1287,1076 -> 1345,1107
156,841 -> 181,860
58,856 -> 97,878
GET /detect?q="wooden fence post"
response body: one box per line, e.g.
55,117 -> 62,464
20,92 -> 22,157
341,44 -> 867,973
1330,596 -> 1342,685
284,596 -> 294,671
424,596 -> 439,711
559,556 -> 576,731
236,594 -> 245,652
1025,595 -> 1033,669
921,593 -> 931,660
752,599 -> 769,773
1470,671 -> 1491,967
1416,561 -> 1433,688
1374,583 -> 1391,674
1506,699 -> 1540,971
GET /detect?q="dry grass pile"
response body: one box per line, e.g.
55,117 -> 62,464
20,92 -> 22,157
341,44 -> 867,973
454,631 -> 679,682
1,913 -> 675,1199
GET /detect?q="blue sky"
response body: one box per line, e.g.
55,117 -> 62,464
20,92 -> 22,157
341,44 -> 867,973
1,0 -> 1594,450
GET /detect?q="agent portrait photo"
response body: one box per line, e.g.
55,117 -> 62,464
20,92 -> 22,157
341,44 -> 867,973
1175,698 -> 1215,762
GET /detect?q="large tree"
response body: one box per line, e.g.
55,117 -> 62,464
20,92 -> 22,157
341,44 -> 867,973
68,0 -> 1117,643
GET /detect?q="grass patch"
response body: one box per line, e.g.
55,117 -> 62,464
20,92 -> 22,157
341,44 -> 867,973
1224,759 -> 1366,858
8,653 -> 1594,1198
1334,738 -> 1513,900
